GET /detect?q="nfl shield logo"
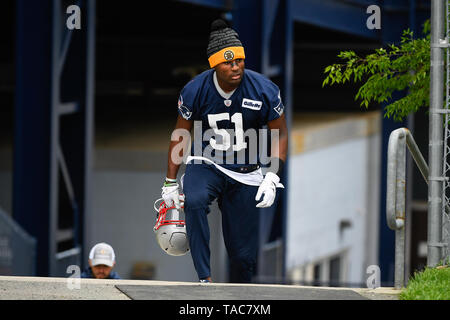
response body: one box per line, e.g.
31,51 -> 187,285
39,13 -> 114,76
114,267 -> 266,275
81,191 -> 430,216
224,99 -> 232,107
178,95 -> 192,120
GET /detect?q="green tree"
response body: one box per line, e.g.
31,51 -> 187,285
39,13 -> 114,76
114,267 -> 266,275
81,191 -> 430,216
322,20 -> 431,122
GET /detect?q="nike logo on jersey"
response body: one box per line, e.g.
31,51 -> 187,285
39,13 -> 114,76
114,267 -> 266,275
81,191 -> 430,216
242,98 -> 262,110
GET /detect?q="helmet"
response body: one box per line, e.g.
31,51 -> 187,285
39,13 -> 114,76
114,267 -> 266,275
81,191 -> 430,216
153,198 -> 189,256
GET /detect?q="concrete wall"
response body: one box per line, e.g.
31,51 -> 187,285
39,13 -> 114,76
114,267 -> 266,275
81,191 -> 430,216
286,112 -> 381,286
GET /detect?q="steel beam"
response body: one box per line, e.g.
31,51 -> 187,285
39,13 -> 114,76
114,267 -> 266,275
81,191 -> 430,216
14,0 -> 53,277
14,0 -> 95,276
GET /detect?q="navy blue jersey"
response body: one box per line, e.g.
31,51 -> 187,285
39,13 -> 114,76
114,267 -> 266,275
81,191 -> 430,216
177,69 -> 284,171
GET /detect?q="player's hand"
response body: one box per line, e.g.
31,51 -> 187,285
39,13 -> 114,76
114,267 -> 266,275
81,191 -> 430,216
162,181 -> 182,210
255,172 -> 280,208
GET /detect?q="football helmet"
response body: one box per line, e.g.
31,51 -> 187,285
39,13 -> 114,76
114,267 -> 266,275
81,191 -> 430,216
153,197 -> 189,256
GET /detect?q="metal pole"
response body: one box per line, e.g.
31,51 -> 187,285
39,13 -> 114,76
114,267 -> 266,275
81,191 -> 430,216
49,0 -> 62,276
82,0 -> 96,272
444,0 -> 450,265
428,0 -> 445,267
394,133 -> 406,288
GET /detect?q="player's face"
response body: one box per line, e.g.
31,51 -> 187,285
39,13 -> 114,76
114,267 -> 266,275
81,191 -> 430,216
215,58 -> 245,92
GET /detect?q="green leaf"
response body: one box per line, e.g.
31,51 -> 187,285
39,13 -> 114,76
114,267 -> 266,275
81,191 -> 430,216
321,18 -> 433,122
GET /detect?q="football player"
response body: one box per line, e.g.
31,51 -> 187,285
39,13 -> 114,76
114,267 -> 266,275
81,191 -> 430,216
162,19 -> 288,283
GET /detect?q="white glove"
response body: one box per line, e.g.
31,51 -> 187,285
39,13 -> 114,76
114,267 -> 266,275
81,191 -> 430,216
162,182 -> 182,210
255,172 -> 280,208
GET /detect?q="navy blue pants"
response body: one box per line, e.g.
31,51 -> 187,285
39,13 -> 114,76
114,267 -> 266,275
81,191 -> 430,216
183,163 -> 260,283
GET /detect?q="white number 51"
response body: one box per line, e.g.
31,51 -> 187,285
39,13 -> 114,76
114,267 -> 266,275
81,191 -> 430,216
207,113 -> 247,151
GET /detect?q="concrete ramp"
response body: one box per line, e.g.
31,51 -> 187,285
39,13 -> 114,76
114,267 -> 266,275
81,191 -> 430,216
0,276 -> 400,300
116,283 -> 368,300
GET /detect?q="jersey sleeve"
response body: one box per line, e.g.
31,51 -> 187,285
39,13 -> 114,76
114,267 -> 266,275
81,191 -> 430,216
177,81 -> 197,120
262,81 -> 285,123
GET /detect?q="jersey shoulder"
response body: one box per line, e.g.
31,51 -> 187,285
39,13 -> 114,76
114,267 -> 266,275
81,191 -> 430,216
243,69 -> 284,119
178,69 -> 214,119
243,69 -> 281,97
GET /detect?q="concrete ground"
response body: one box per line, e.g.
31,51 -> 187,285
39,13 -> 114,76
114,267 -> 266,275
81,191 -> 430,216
0,276 -> 400,300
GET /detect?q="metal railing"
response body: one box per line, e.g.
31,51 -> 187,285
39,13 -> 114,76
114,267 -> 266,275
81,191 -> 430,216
387,128 -> 429,289
387,127 -> 450,288
388,0 -> 450,288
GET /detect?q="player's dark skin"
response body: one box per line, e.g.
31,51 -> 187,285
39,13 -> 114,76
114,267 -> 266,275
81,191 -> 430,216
215,58 -> 245,93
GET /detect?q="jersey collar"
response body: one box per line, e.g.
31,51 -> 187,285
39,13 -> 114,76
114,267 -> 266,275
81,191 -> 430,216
213,71 -> 236,100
